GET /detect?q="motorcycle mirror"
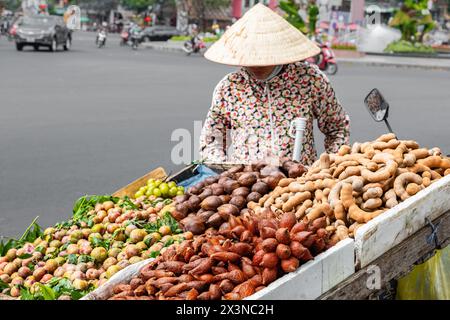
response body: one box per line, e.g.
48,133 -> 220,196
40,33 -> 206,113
364,88 -> 394,134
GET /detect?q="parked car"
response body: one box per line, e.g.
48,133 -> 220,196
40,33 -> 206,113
14,15 -> 72,52
141,25 -> 180,42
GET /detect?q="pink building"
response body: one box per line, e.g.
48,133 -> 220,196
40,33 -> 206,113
350,0 -> 365,24
232,0 -> 278,19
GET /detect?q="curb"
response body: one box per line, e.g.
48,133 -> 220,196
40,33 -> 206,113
365,51 -> 450,60
143,41 -> 213,54
143,43 -> 450,71
143,43 -> 185,54
337,59 -> 450,72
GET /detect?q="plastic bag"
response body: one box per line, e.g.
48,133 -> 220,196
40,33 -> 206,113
177,165 -> 218,189
81,258 -> 154,300
396,245 -> 450,300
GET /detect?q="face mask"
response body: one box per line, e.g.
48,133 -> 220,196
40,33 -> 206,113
245,65 -> 283,82
264,65 -> 283,81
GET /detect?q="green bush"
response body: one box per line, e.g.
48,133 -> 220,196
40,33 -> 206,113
170,35 -> 219,43
331,44 -> 357,51
170,35 -> 191,41
384,40 -> 435,54
203,36 -> 219,43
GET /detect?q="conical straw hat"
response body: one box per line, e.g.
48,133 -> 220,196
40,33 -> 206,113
205,3 -> 320,67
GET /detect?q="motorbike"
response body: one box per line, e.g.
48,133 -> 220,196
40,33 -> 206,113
306,42 -> 338,75
120,30 -> 129,46
183,36 -> 206,56
130,29 -> 142,50
1,24 -> 8,36
96,30 -> 107,48
7,24 -> 16,42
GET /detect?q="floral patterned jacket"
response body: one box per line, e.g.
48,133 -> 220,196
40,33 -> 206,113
199,62 -> 350,166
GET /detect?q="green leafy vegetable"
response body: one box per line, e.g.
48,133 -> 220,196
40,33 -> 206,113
89,236 -> 111,250
66,254 -> 78,265
0,217 -> 43,256
159,212 -> 182,234
19,277 -> 94,300
72,195 -> 119,223
27,262 -> 36,272
59,241 -> 70,252
164,237 -> 175,247
0,239 -> 17,257
55,220 -> 73,230
150,251 -> 160,258
20,287 -> 34,300
77,255 -> 94,264
119,196 -> 138,210
39,284 -> 57,300
0,279 -> 9,291
18,253 -> 33,259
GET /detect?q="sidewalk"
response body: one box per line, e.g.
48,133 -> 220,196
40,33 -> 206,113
338,55 -> 450,71
143,41 -> 450,71
143,40 -> 213,53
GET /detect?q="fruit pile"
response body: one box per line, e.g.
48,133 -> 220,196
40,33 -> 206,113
169,162 -> 306,236
107,134 -> 450,301
109,210 -> 329,300
4,133 -> 448,301
0,195 -> 188,300
134,179 -> 185,199
249,133 -> 450,240
1,162 -> 308,300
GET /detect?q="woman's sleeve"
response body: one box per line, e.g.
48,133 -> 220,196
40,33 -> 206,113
199,82 -> 229,163
311,66 -> 350,153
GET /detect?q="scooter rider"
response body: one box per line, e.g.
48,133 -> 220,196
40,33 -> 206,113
96,21 -> 108,45
189,24 -> 200,48
1,19 -> 10,35
129,23 -> 142,37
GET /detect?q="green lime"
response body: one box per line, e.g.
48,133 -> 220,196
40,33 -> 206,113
169,187 -> 178,197
168,181 -> 177,189
154,180 -> 162,187
152,188 -> 162,197
177,186 -> 185,192
176,190 -> 184,196
135,191 -> 144,198
159,183 -> 169,194
145,187 -> 154,197
147,178 -> 155,184
161,190 -> 169,198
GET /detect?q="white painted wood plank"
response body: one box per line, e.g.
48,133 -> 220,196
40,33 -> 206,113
355,175 -> 450,268
321,238 -> 355,293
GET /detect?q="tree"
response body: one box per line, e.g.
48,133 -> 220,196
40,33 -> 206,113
389,0 -> 435,42
1,0 -> 21,11
121,0 -> 158,13
280,0 -> 319,35
307,0 -> 319,36
73,0 -> 120,13
279,0 -> 307,33
176,0 -> 230,31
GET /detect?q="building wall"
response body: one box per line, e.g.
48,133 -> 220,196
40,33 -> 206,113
232,0 -> 278,18
350,0 -> 365,23
232,0 -> 242,18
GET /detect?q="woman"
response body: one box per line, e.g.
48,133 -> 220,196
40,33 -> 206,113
200,4 -> 350,166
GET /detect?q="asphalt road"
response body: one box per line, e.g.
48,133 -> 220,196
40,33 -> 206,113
1,31 -> 449,238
